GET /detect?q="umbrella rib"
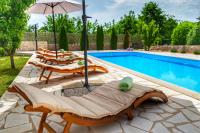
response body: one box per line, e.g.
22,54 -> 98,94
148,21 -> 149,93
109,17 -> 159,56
54,2 -> 61,7
59,4 -> 68,13
43,4 -> 48,14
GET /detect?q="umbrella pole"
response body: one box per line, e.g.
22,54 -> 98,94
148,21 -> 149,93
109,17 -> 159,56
82,0 -> 89,90
52,8 -> 58,58
34,24 -> 38,51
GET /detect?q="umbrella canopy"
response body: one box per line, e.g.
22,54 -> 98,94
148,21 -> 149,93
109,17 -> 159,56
28,0 -> 82,15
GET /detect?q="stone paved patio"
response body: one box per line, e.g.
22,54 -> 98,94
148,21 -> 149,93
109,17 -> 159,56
0,53 -> 200,133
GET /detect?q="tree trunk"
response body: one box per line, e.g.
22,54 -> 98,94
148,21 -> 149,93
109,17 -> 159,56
10,53 -> 15,69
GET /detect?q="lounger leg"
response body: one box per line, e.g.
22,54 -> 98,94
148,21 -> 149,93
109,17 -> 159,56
40,69 -> 46,81
127,108 -> 134,120
38,113 -> 48,133
46,71 -> 53,84
63,122 -> 72,133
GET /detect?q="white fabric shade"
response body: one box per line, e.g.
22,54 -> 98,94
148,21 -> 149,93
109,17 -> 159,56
28,0 -> 82,14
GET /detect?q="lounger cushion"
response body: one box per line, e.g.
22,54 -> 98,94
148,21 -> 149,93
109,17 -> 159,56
14,81 -> 161,119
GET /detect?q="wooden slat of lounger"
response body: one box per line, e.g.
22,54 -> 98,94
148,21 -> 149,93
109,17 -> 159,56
59,96 -> 97,117
83,93 -> 124,114
70,96 -> 112,118
93,85 -> 134,106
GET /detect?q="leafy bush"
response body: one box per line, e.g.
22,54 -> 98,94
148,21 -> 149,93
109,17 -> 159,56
170,48 -> 178,53
59,26 -> 68,51
96,26 -> 104,50
80,30 -> 89,51
193,50 -> 200,55
187,23 -> 200,45
180,49 -> 186,53
171,22 -> 194,45
180,46 -> 186,53
0,47 -> 5,56
110,27 -> 118,50
123,32 -> 130,49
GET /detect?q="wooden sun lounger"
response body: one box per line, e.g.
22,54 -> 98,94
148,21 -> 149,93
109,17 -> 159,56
36,55 -> 92,65
36,51 -> 72,58
8,81 -> 168,133
29,61 -> 108,84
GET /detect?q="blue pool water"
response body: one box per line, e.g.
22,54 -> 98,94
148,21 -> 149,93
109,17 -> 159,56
89,52 -> 200,93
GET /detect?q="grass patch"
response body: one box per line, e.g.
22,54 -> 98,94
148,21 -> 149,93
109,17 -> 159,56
0,56 -> 29,96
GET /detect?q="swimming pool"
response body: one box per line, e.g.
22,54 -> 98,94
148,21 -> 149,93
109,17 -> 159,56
89,52 -> 200,93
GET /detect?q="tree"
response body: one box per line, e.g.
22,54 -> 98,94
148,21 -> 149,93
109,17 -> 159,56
171,21 -> 194,45
110,27 -> 118,50
139,2 -> 178,44
136,20 -> 145,35
162,16 -> 178,44
40,14 -> 76,33
142,21 -> 160,51
39,15 -> 99,34
139,2 -> 165,28
116,11 -> 137,35
0,0 -> 33,68
96,26 -> 104,50
87,20 -> 98,33
0,0 -> 10,48
59,26 -> 68,50
26,25 -> 35,32
124,32 -> 130,49
187,23 -> 200,45
197,17 -> 200,22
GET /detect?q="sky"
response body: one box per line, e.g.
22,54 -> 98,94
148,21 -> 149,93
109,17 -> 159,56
28,0 -> 200,27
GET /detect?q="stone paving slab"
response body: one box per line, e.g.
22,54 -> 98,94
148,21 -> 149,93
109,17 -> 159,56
0,53 -> 200,133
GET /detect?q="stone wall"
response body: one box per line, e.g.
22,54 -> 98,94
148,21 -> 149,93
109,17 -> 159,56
151,45 -> 200,53
18,41 -> 48,51
18,41 -> 124,51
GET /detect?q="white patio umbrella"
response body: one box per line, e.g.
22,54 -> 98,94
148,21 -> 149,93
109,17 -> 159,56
29,0 -> 90,89
28,0 -> 82,58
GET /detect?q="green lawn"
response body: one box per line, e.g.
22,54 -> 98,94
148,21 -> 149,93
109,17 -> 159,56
0,56 -> 30,96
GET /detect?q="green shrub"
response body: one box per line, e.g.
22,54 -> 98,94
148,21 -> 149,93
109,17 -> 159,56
187,23 -> 200,45
171,48 -> 178,53
171,21 -> 194,45
193,50 -> 200,55
123,32 -> 130,49
180,46 -> 186,53
80,30 -> 89,51
96,26 -> 104,50
180,49 -> 186,54
0,47 -> 5,56
110,27 -> 118,50
59,26 -> 68,51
